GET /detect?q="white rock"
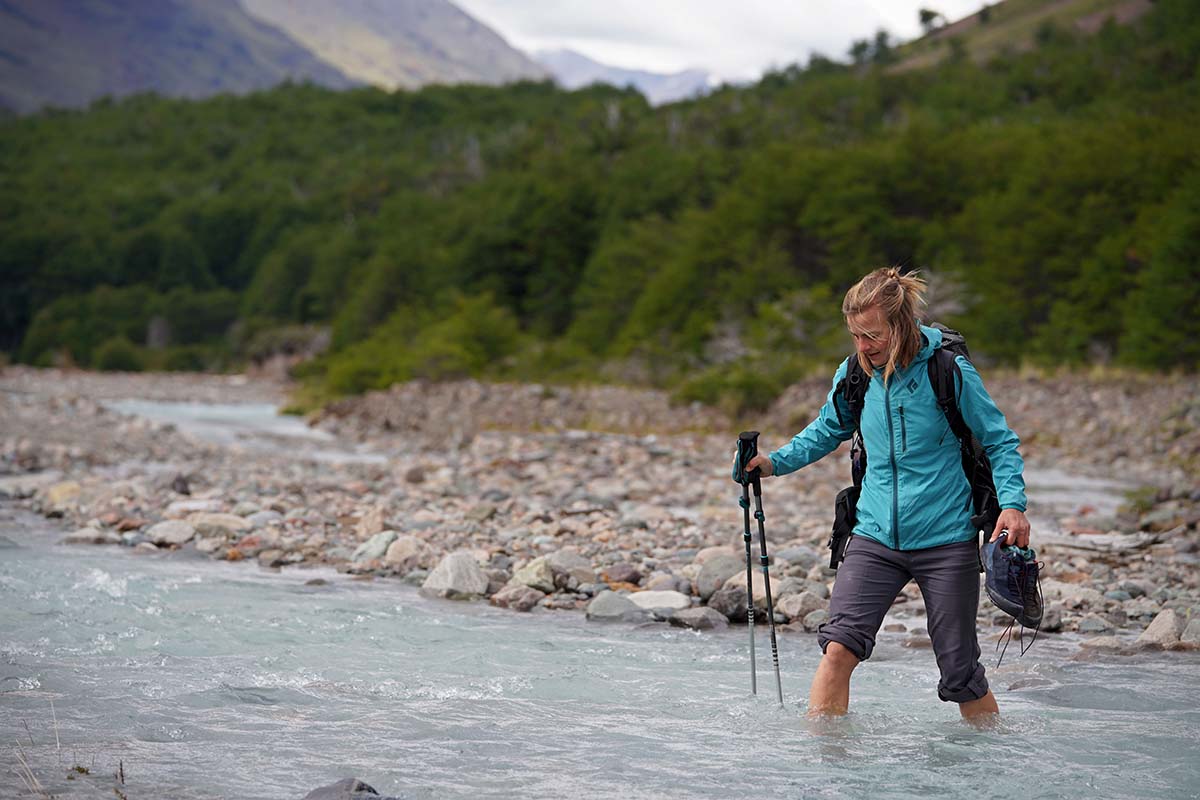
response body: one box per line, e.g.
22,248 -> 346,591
1136,609 -> 1185,649
421,551 -> 489,600
627,590 -> 691,611
147,520 -> 196,546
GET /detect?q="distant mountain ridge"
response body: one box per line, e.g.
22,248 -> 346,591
535,48 -> 712,106
0,0 -> 546,115
0,0 -> 356,114
239,0 -> 548,89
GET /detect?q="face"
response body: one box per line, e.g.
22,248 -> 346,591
846,306 -> 891,368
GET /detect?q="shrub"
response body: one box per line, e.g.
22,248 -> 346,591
93,336 -> 144,371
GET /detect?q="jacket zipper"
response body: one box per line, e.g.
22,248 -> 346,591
900,405 -> 907,452
885,382 -> 899,549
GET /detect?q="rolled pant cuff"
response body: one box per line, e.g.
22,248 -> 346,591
937,667 -> 989,703
817,624 -> 873,662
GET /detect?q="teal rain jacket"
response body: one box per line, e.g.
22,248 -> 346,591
768,325 -> 1026,551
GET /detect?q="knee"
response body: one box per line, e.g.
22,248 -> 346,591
822,642 -> 860,674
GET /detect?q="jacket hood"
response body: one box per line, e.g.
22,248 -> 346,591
917,323 -> 943,363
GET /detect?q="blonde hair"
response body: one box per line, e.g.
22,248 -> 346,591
842,267 -> 928,382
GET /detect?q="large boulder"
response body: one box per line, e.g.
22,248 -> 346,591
42,481 -> 81,514
147,520 -> 197,546
627,590 -> 691,612
695,554 -> 743,601
1136,609 -> 1185,649
708,585 -> 749,622
586,591 -> 650,623
420,552 -> 489,600
512,556 -> 556,593
669,607 -> 729,631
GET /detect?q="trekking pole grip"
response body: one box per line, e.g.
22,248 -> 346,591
737,431 -> 760,484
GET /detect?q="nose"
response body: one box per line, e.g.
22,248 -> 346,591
855,338 -> 870,354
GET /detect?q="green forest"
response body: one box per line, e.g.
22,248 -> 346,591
2,0 -> 1198,412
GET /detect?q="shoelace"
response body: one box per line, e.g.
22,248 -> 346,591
995,559 -> 1043,668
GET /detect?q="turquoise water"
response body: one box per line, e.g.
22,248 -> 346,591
3,508 -> 1199,800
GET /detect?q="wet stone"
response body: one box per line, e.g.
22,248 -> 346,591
669,607 -> 729,630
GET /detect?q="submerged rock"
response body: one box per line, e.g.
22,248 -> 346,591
669,606 -> 729,630
302,777 -> 401,800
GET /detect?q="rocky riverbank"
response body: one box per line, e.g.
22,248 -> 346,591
1,366 -> 1198,653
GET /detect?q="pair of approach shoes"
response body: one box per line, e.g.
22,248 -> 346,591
981,532 -> 1043,629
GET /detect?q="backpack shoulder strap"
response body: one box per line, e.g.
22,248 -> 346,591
835,356 -> 869,431
928,348 -> 972,446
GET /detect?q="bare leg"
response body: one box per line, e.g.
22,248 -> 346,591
959,690 -> 1000,723
807,642 -> 859,717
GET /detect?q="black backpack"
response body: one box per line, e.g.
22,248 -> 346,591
826,323 -> 1001,568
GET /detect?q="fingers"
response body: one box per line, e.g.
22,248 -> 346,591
748,455 -> 773,476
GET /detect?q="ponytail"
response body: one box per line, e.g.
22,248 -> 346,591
842,267 -> 928,382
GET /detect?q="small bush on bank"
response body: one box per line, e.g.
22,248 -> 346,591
93,336 -> 144,372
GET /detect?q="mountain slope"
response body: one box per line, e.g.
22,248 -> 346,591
0,0 -> 355,114
239,0 -> 547,89
536,48 -> 711,106
893,0 -> 1153,71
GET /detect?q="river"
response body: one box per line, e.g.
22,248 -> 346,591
1,401 -> 1198,799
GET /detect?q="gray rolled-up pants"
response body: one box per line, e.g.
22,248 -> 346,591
817,534 -> 988,703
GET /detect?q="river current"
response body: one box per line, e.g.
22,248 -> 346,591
2,402 -> 1199,799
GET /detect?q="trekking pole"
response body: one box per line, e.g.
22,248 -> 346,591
745,432 -> 784,706
736,432 -> 758,696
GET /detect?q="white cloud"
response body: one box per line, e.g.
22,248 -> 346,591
455,0 -> 987,80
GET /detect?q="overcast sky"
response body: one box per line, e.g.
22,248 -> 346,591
453,0 -> 987,81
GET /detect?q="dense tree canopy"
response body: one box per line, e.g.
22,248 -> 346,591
1,1 -> 1197,409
